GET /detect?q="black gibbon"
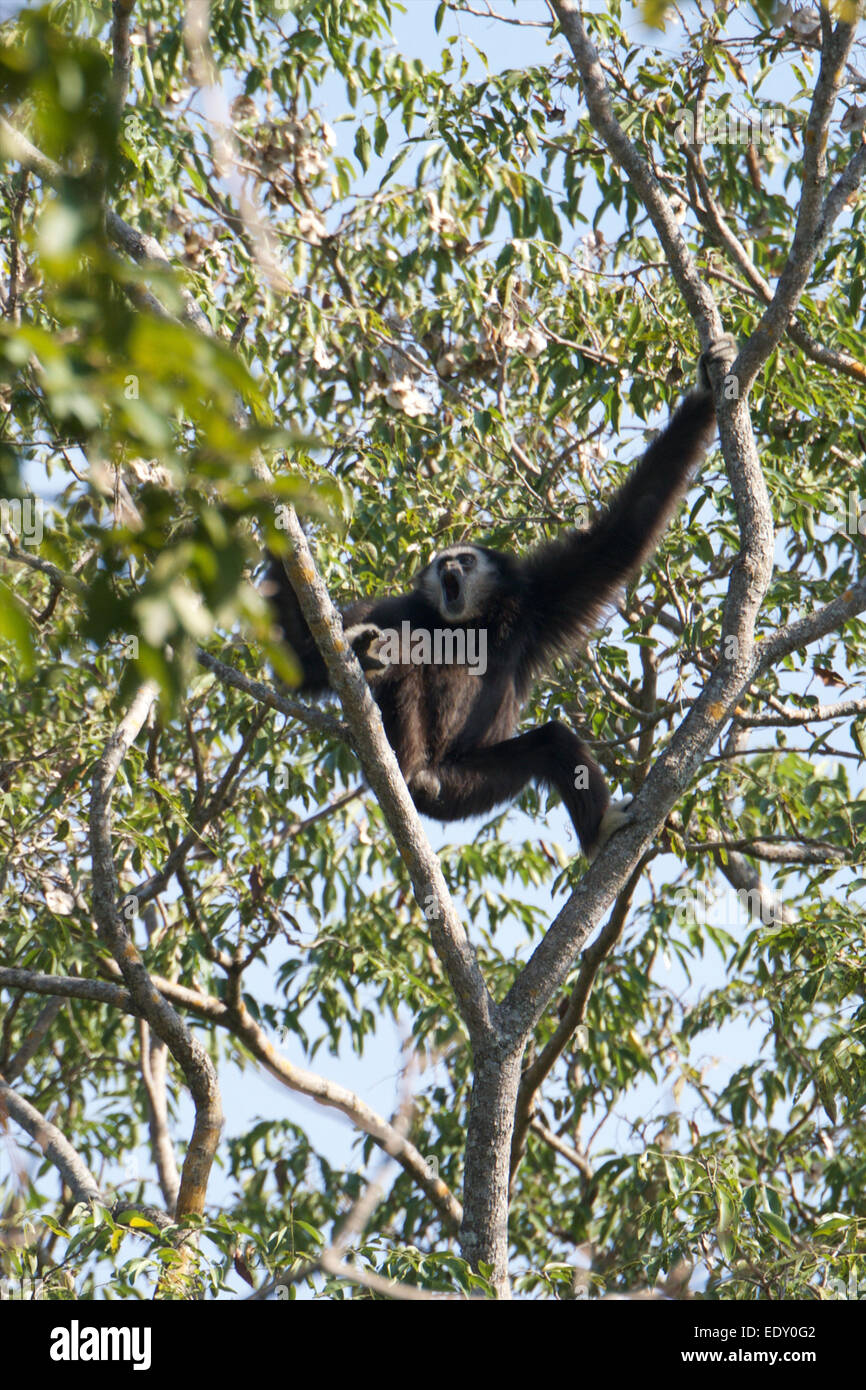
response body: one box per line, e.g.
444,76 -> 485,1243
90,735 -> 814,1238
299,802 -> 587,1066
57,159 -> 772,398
266,336 -> 737,858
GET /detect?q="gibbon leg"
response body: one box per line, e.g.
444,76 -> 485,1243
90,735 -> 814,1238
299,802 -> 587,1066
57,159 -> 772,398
414,721 -> 616,855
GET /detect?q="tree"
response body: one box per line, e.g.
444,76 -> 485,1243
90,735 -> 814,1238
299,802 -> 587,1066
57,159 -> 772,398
0,0 -> 865,1301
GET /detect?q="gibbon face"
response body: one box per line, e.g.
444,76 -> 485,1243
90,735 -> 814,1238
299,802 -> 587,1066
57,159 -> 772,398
414,545 -> 501,621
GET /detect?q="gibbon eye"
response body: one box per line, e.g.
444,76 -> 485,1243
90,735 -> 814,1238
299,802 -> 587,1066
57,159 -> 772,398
459,553 -> 476,571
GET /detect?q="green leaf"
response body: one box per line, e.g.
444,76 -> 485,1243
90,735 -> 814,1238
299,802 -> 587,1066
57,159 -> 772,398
354,125 -> 371,172
0,584 -> 36,675
759,1211 -> 794,1247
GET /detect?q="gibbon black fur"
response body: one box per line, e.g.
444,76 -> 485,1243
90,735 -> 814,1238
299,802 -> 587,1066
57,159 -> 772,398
266,337 -> 736,857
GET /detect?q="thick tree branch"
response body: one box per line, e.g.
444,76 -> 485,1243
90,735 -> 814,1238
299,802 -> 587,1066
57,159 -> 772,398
1,81 -> 471,1230
0,967 -> 137,1011
816,139 -> 866,245
688,837 -> 847,865
111,1 -> 137,116
503,4 -> 771,1042
2,540 -> 87,593
787,318 -> 866,385
751,578 -> 866,675
735,696 -> 866,727
716,850 -> 795,928
0,1073 -> 173,1232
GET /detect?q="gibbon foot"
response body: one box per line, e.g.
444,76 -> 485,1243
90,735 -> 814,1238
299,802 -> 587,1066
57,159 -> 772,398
344,623 -> 389,675
697,333 -> 738,391
409,769 -> 442,800
587,795 -> 635,863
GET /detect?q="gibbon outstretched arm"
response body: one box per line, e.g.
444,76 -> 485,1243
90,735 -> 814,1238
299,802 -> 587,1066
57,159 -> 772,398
517,339 -> 736,681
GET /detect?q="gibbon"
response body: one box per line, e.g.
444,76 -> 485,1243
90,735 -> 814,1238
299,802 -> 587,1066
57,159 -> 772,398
267,336 -> 737,856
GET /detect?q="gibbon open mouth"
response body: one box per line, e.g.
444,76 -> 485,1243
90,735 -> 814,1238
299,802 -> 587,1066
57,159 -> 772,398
442,572 -> 461,604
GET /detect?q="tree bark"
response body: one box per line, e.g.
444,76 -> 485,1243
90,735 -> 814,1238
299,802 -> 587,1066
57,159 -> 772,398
460,1043 -> 524,1297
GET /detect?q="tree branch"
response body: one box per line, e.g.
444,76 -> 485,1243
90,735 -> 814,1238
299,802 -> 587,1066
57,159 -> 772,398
139,1020 -> 181,1212
688,144 -> 866,385
529,1117 -> 593,1180
752,577 -> 866,675
89,681 -> 223,1218
0,1074 -> 103,1206
550,0 -> 722,343
736,9 -> 864,385
687,837 -> 847,865
734,696 -> 866,727
195,647 -> 347,740
111,1 -> 137,116
133,707 -> 267,906
510,862 -> 645,1176
3,999 -> 64,1081
0,964 -> 462,1230
503,2 -> 774,1042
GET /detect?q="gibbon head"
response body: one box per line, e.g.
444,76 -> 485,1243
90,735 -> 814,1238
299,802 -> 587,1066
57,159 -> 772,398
414,544 -> 501,621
